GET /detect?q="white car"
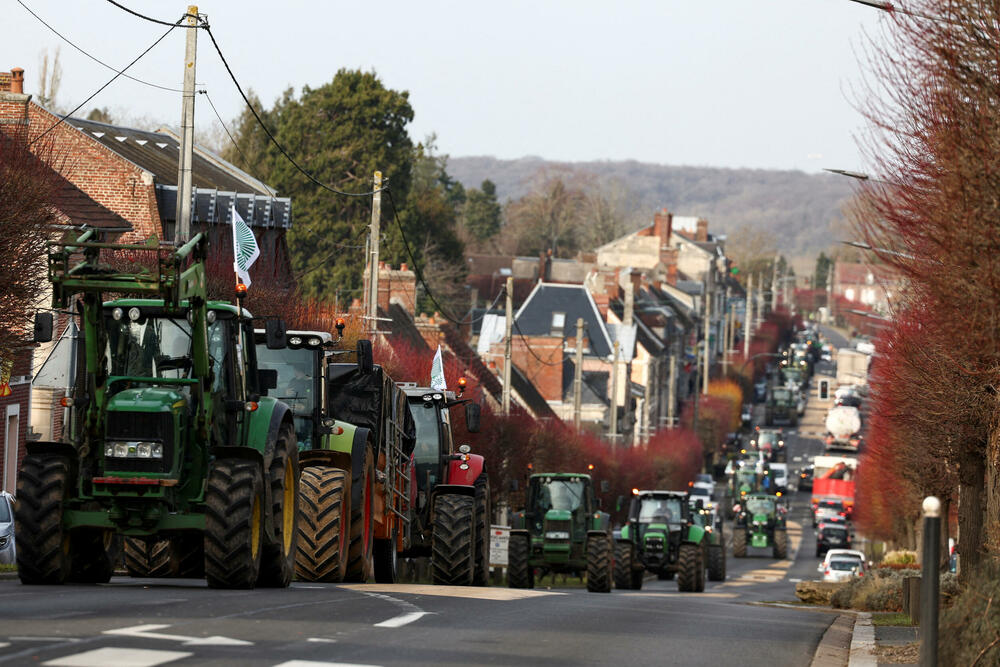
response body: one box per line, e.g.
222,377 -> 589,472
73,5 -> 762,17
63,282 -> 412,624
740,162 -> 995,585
822,557 -> 865,582
0,492 -> 14,565
689,483 -> 714,501
770,463 -> 789,493
818,548 -> 864,572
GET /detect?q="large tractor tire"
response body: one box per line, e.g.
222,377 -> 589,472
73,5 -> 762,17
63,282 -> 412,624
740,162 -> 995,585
707,543 -> 726,581
124,535 -> 202,578
15,455 -> 71,585
432,493 -> 475,585
373,523 -> 398,584
773,529 -> 788,559
205,459 -> 264,589
296,467 -> 349,582
344,447 -> 374,583
677,542 -> 704,592
507,533 -> 533,589
614,541 -> 633,589
585,534 -> 612,593
69,529 -> 116,583
630,564 -> 645,590
696,545 -> 706,591
733,529 -> 748,558
258,422 -> 299,588
472,473 -> 491,586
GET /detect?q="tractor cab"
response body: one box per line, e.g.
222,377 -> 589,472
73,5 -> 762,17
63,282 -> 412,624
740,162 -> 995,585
623,491 -> 688,570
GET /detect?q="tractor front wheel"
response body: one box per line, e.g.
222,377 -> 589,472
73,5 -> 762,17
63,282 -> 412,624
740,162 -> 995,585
472,473 -> 490,586
708,544 -> 726,581
733,529 -> 748,558
345,447 -> 375,582
677,543 -> 704,592
507,533 -> 533,589
586,534 -> 612,593
258,422 -> 299,588
295,467 -> 349,582
773,529 -> 788,559
205,459 -> 264,589
613,541 -> 633,589
373,523 -> 398,584
15,455 -> 71,585
432,494 -> 475,585
69,529 -> 116,583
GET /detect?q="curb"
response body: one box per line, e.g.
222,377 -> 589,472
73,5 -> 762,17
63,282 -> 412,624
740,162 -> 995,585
848,612 -> 877,666
810,614 -> 854,667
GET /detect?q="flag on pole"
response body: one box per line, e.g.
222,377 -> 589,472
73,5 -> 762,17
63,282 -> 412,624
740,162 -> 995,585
430,345 -> 447,391
231,202 -> 260,287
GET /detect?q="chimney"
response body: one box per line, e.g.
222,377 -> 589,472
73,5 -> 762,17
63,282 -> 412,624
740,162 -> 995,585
379,263 -> 417,316
696,218 -> 709,243
539,248 -> 553,282
653,208 -> 672,247
11,67 -> 24,94
661,247 -> 679,286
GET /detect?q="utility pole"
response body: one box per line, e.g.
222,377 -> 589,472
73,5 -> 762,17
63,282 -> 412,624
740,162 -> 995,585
366,171 -> 383,335
744,273 -> 753,358
174,5 -> 198,243
502,276 -> 513,416
721,286 -> 730,377
609,340 -> 620,444
770,254 -> 779,312
702,271 -> 712,395
667,351 -> 677,429
573,317 -> 584,430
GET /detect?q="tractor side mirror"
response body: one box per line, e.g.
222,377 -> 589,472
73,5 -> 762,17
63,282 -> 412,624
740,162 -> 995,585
465,402 -> 481,433
356,339 -> 373,373
265,319 -> 287,349
33,312 -> 53,343
600,480 -> 610,494
257,368 -> 278,393
616,495 -> 625,513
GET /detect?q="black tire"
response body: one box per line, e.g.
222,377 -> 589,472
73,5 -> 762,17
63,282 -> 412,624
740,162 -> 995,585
696,546 -> 706,592
657,569 -> 674,581
708,544 -> 726,581
345,447 -> 374,583
69,529 -> 115,583
357,339 -> 374,374
295,467 -> 349,582
773,529 -> 788,559
677,542 -> 702,592
124,535 -> 202,578
630,564 -> 645,590
507,533 -> 533,589
258,422 -> 299,588
614,541 -> 633,589
205,459 -> 264,589
586,535 -> 612,593
15,455 -> 71,585
373,524 -> 399,584
733,529 -> 748,558
472,473 -> 491,586
432,493 -> 475,585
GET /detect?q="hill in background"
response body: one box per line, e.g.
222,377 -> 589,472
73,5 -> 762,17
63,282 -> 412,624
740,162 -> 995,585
447,156 -> 855,258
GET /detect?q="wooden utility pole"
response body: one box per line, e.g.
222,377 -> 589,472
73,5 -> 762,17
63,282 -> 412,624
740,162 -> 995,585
721,286 -> 730,376
744,273 -> 753,357
366,171 -> 383,335
573,317 -> 584,430
702,272 -> 712,395
667,352 -> 677,428
609,340 -> 620,444
174,5 -> 198,242
770,253 -> 779,312
502,276 -> 513,416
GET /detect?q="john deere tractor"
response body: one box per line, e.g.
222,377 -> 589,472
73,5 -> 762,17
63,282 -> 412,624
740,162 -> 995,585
689,498 -> 726,582
508,473 -> 613,592
764,387 -> 798,427
732,493 -> 788,559
17,231 -> 298,589
613,490 -> 713,592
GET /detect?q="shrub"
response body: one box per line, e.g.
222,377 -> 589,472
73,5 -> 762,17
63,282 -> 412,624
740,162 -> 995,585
831,569 -> 904,611
881,550 -> 918,567
940,563 -> 1000,665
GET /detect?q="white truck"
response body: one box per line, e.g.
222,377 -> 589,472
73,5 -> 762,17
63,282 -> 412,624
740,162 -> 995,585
836,348 -> 870,387
825,405 -> 863,451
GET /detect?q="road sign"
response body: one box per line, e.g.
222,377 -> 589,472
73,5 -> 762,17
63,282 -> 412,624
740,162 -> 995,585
489,525 -> 509,567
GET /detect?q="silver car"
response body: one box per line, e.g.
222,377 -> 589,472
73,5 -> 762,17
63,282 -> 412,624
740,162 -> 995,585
822,557 -> 864,582
0,492 -> 14,565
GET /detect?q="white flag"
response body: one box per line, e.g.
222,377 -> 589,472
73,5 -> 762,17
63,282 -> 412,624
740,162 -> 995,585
231,202 -> 260,287
430,345 -> 447,391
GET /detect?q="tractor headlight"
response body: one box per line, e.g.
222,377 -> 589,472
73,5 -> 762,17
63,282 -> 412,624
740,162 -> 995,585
545,531 -> 570,540
107,441 -> 164,458
111,307 -> 124,321
128,307 -> 141,322
289,336 -> 303,346
151,443 -> 163,458
136,442 -> 152,458
308,337 -> 322,347
113,442 -> 129,458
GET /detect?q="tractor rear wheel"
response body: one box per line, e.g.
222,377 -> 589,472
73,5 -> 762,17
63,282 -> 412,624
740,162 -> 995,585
432,493 -> 475,585
15,455 -> 71,585
205,459 -> 264,589
613,541 -> 633,589
345,448 -> 374,582
373,523 -> 398,584
773,529 -> 788,559
69,529 -> 116,583
258,422 -> 299,588
124,535 -> 202,578
507,533 -> 533,589
295,467 -> 349,582
733,529 -> 748,558
630,564 -> 645,590
472,472 -> 490,586
708,544 -> 726,581
677,543 -> 703,592
586,534 -> 612,593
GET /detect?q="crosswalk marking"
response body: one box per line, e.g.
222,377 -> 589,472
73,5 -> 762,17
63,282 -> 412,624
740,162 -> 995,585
273,662 -> 383,667
42,647 -> 192,667
339,583 -> 565,600
373,611 -> 429,628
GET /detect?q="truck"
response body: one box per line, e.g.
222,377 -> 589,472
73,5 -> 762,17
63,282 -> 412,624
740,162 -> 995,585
17,231 -> 297,589
811,455 -> 858,519
825,405 -> 862,451
398,384 -> 489,586
508,473 -> 613,592
836,348 -> 870,387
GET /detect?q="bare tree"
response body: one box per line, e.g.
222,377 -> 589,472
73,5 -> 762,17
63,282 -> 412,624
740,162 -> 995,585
36,47 -> 62,111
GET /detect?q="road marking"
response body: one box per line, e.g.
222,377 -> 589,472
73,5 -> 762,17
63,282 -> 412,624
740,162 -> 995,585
103,624 -> 253,646
293,585 -> 327,589
339,583 -> 565,600
306,638 -> 338,643
619,592 -> 739,599
0,642 -> 8,649
43,647 -> 192,667
373,611 -> 430,628
789,578 -> 803,583
792,456 -> 803,462
9,637 -> 81,642
273,662 -> 383,667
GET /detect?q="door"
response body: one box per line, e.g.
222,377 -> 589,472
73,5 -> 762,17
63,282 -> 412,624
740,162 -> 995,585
3,405 -> 19,493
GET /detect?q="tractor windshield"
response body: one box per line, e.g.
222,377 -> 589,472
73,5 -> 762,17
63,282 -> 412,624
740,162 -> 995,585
638,496 -> 683,524
772,388 -> 791,402
411,402 -> 442,492
758,431 -> 780,447
746,497 -> 775,515
256,346 -> 317,447
534,478 -> 586,513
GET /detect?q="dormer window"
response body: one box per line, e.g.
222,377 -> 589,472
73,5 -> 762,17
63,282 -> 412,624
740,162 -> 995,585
551,312 -> 566,336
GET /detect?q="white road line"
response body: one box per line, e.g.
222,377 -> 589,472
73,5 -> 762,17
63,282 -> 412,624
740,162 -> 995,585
306,638 -> 338,643
0,642 -> 8,649
373,611 -> 429,628
42,647 -> 192,667
789,578 -> 803,583
103,624 -> 252,646
273,662 -> 383,667
8,637 -> 81,642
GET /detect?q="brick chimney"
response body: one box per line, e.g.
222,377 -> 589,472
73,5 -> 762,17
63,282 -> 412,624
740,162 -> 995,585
539,248 -> 553,282
653,208 -> 672,247
378,263 -> 417,316
10,67 -> 24,94
696,218 -> 709,242
662,247 -> 679,286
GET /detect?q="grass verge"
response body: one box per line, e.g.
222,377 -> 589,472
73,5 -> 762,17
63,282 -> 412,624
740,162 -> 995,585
871,612 -> 916,626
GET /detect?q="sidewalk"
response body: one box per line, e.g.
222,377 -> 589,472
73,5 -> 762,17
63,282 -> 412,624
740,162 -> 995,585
812,612 -> 920,666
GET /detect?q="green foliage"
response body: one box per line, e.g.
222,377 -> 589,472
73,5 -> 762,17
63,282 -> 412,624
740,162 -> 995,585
814,251 -> 833,290
831,568 -> 904,612
463,179 -> 502,242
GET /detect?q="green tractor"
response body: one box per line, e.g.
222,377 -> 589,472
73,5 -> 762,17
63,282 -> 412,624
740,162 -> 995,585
732,493 -> 788,559
764,386 -> 798,427
614,490 -> 719,592
508,473 -> 613,592
689,498 -> 726,582
17,231 -> 298,589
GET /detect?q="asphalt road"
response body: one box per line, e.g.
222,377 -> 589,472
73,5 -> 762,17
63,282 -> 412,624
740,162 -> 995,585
0,370 -> 841,667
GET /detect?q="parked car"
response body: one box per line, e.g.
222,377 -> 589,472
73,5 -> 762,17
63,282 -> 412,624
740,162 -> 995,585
0,492 -> 14,565
822,557 -> 865,582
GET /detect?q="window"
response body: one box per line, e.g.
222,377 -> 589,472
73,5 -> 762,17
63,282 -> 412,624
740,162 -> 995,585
550,312 -> 566,336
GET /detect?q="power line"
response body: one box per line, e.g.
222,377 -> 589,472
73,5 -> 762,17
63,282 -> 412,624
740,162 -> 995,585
199,90 -> 255,176
17,0 -> 184,93
30,19 -> 180,146
103,0 -> 199,28
201,24 -> 383,199
512,319 -> 564,367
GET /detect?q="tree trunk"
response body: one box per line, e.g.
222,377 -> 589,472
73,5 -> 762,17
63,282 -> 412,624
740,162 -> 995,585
939,495 -> 951,572
985,422 -> 1000,556
957,449 -> 986,583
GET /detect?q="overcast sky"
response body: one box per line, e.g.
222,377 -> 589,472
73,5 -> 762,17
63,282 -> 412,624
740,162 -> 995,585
4,0 -> 885,172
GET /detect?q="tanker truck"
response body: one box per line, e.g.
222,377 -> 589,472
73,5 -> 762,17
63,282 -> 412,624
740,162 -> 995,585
825,405 -> 862,452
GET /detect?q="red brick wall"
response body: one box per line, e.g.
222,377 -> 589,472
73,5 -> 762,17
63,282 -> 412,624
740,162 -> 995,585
511,335 -> 564,401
